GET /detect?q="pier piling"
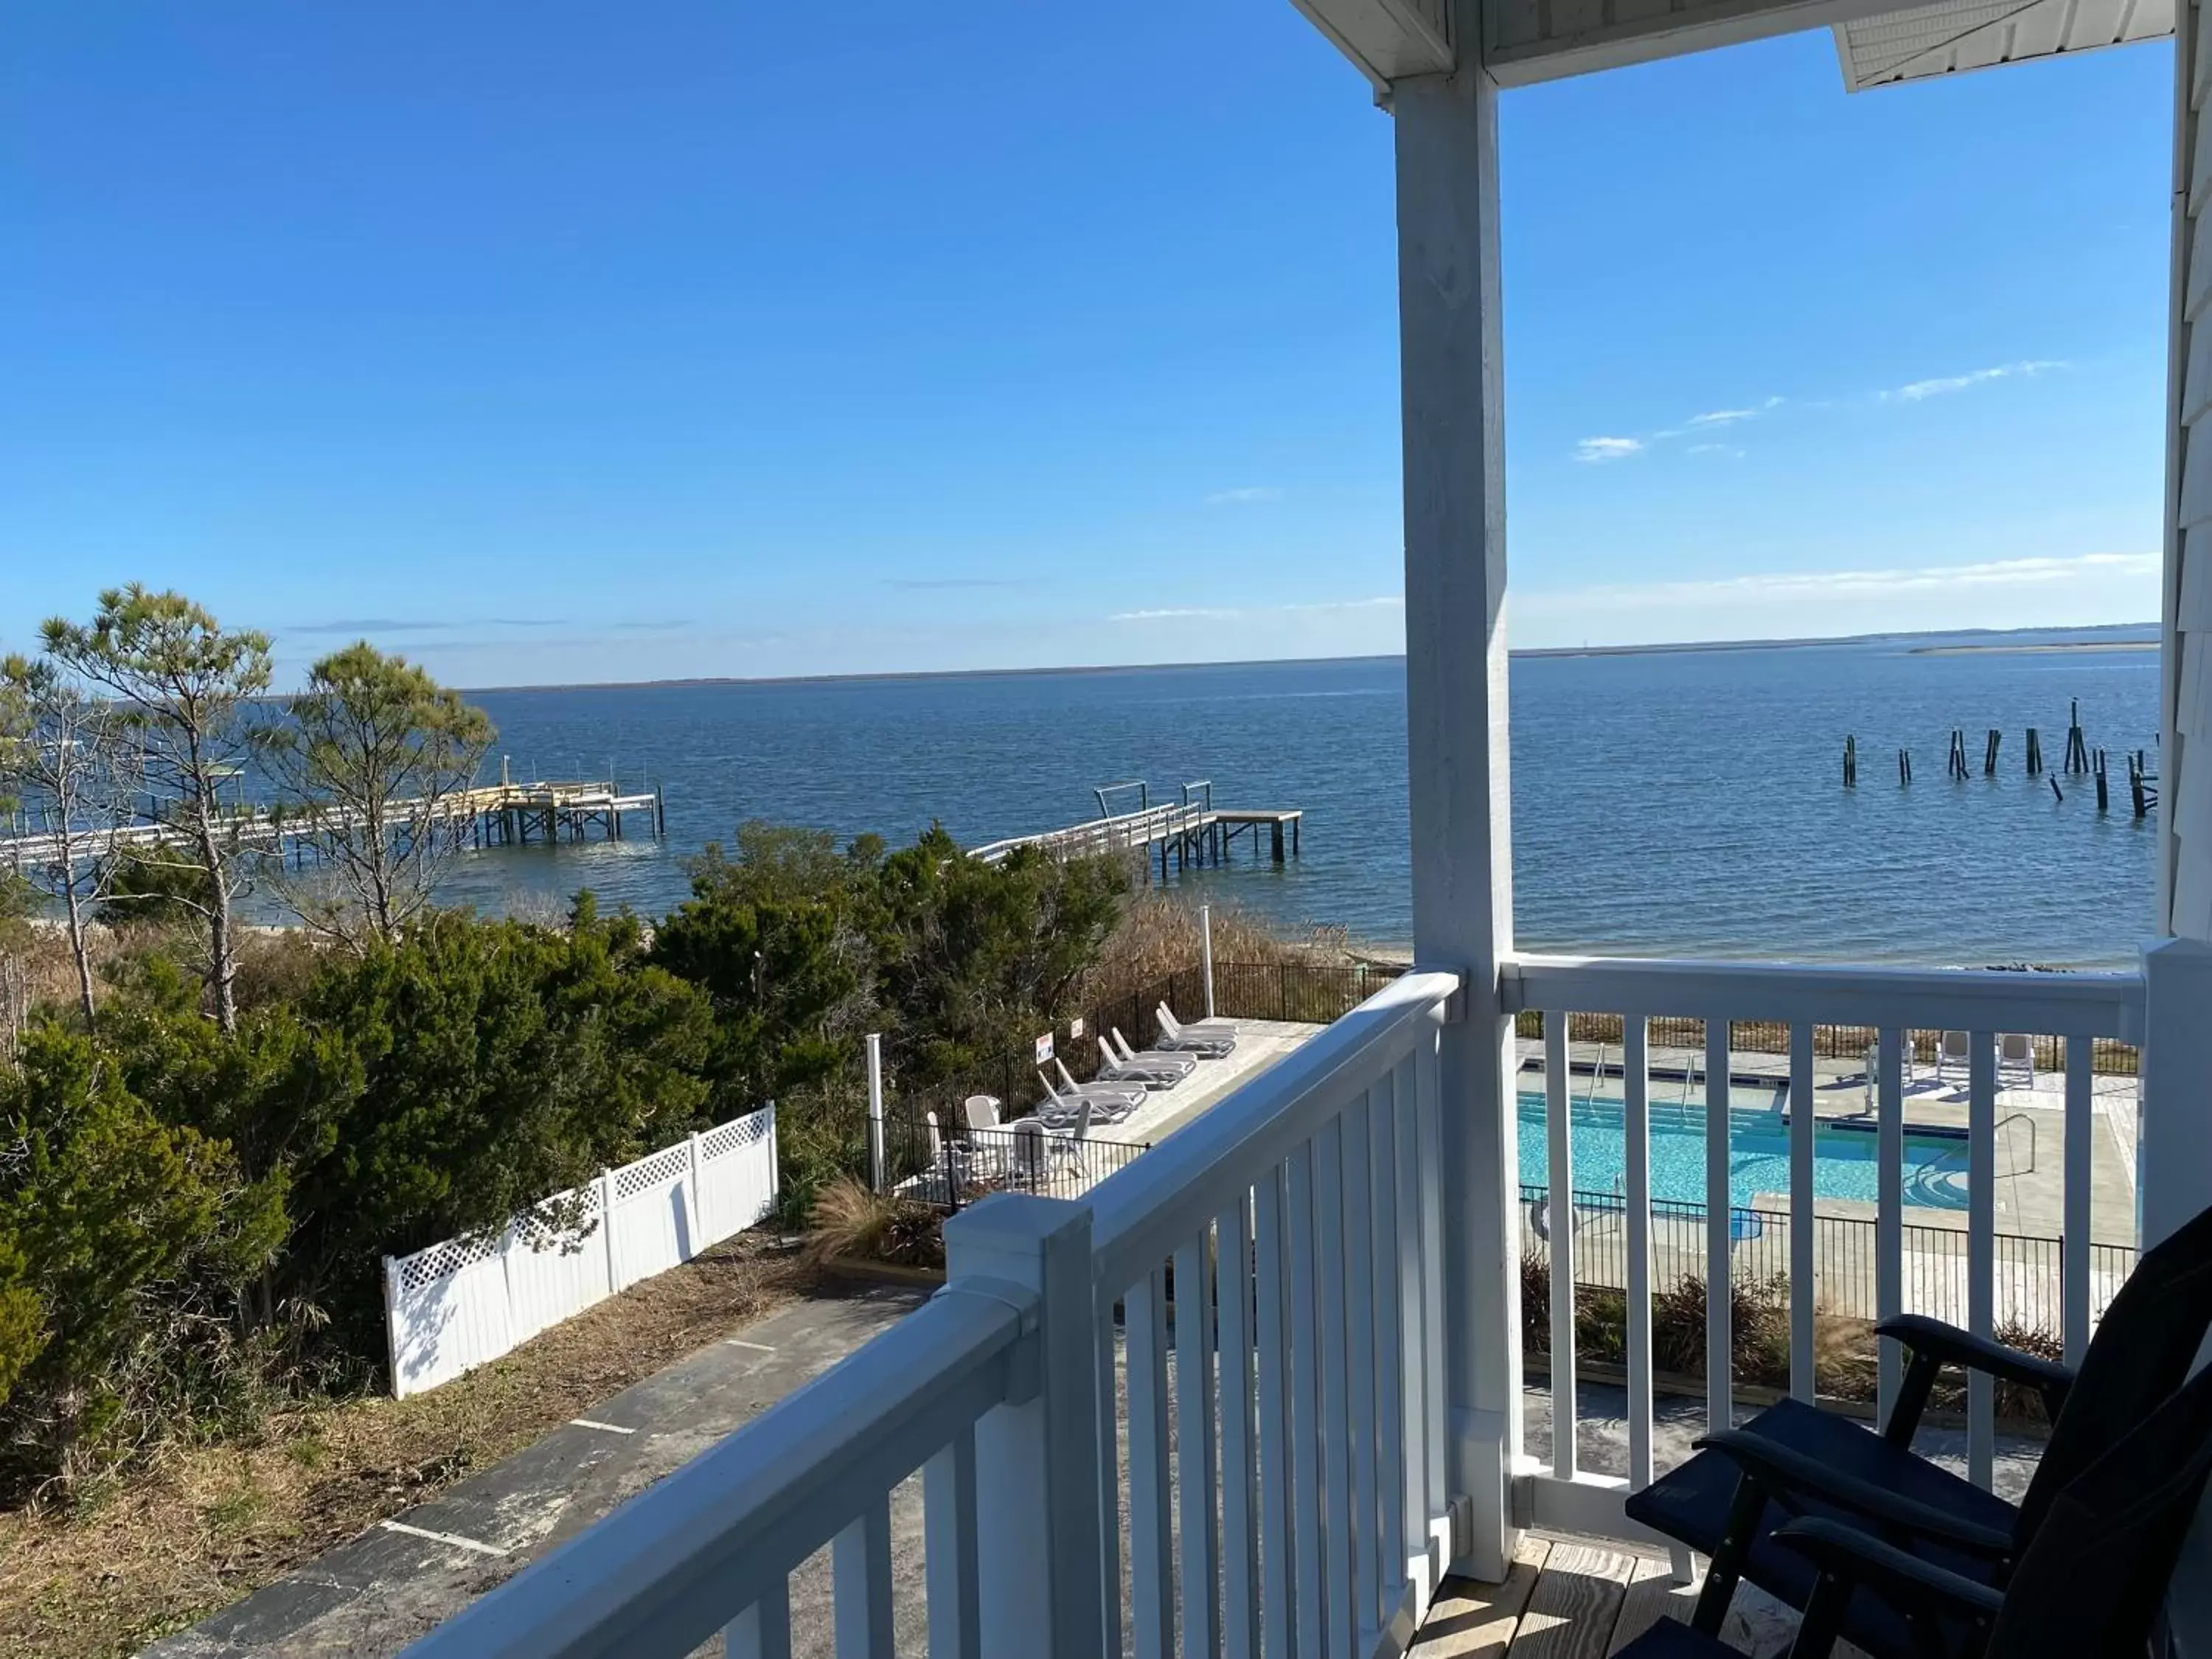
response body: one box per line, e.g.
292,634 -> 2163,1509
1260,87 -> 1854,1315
2096,749 -> 2110,813
2026,728 -> 2043,776
1984,728 -> 2000,775
1898,747 -> 1912,785
1843,734 -> 1857,787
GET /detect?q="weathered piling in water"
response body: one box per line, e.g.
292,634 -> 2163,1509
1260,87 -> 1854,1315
2065,698 -> 2091,774
2096,749 -> 2110,813
2026,728 -> 2043,776
1843,735 -> 1857,787
1898,748 -> 1912,785
1947,729 -> 1968,779
1983,728 -> 2001,775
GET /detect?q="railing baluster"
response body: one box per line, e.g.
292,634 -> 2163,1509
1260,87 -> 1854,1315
1175,1229 -> 1222,1659
1414,1027 -> 1446,1559
2063,1037 -> 2094,1363
1623,1018 -> 1652,1495
1705,1019 -> 1732,1436
1255,1166 -> 1296,1659
726,1581 -> 793,1659
1967,1030 -> 1997,1490
1097,1297 -> 1124,1659
1129,1265 -> 1176,1659
924,1429 -> 980,1659
1788,1023 -> 1816,1402
1371,1061 -> 1409,1610
1392,1054 -> 1428,1596
1217,1193 -> 1262,1659
1313,1117 -> 1356,1659
1544,1014 -> 1578,1478
832,1498 -> 894,1659
1877,1027 -> 1906,1423
1287,1142 -> 1326,1659
1340,1089 -> 1382,1644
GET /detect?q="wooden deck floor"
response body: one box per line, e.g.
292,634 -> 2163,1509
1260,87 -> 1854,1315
1411,1535 -> 1799,1658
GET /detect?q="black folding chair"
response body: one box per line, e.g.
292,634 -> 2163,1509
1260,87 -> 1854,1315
1616,1344 -> 2212,1659
1622,1200 -> 2212,1659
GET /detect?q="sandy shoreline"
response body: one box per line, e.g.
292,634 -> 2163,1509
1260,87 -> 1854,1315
1910,640 -> 2157,657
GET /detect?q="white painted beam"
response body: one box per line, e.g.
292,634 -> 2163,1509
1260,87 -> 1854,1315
1392,11 -> 1521,1580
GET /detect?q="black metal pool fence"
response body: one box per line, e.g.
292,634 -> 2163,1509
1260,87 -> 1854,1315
1512,1010 -> 2141,1077
1520,1182 -> 2136,1338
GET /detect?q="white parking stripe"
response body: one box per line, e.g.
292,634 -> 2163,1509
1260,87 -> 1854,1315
723,1338 -> 776,1352
568,1418 -> 635,1435
379,1519 -> 507,1557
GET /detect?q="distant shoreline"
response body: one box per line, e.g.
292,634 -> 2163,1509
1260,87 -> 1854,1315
457,622 -> 2159,695
1910,641 -> 2159,657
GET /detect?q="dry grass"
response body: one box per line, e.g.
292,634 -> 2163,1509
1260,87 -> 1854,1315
0,1232 -> 818,1659
1082,891 -> 1354,1011
805,1175 -> 944,1270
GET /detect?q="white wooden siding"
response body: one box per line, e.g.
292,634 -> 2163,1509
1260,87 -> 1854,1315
2174,0 -> 2212,941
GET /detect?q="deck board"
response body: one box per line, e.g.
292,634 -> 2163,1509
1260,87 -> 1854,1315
1411,1536 -> 1549,1656
1507,1542 -> 1640,1659
1606,1555 -> 1703,1655
1413,1532 -> 1821,1657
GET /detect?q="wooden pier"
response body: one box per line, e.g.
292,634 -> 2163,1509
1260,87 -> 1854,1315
0,779 -> 664,874
969,793 -> 1303,879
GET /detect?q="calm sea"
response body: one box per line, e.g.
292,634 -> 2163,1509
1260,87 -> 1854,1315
438,628 -> 2162,970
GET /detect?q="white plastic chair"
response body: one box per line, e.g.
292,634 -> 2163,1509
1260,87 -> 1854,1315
1935,1029 -> 1972,1086
1999,1032 -> 2037,1089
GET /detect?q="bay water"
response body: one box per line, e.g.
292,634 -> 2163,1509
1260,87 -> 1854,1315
442,627 -> 2160,969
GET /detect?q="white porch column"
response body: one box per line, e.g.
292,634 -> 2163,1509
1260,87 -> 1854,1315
1393,22 -> 1523,1582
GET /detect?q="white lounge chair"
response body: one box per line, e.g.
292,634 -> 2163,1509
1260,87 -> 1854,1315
1110,1026 -> 1197,1079
1096,1031 -> 1193,1088
1999,1031 -> 2036,1089
1155,1006 -> 1236,1057
1037,1065 -> 1141,1124
1935,1029 -> 1972,1086
963,1094 -> 1002,1131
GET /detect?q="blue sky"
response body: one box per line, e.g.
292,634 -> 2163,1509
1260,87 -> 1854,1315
0,3 -> 2174,686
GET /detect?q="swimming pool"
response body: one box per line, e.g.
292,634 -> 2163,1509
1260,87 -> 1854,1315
1514,1093 -> 1971,1211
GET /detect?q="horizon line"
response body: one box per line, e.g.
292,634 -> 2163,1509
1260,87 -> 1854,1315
452,619 -> 2160,695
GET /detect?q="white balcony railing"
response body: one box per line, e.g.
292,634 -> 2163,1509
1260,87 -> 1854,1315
1495,951 -> 2144,1548
396,946 -> 2187,1655
403,968 -> 1464,1658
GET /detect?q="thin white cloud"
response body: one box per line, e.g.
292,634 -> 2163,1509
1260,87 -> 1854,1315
1686,442 -> 1745,458
1110,596 -> 1402,624
1575,436 -> 1644,464
1886,360 -> 2066,402
1526,552 -> 2154,615
1203,486 -> 1284,506
1688,408 -> 1758,427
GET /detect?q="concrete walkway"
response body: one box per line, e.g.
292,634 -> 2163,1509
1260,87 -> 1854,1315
144,1285 -> 931,1659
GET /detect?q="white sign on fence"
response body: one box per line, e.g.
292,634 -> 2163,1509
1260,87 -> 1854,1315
381,1103 -> 779,1398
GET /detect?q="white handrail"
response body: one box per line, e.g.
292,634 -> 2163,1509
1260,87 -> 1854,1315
1088,968 -> 1461,1292
1503,952 -> 2143,1039
400,1284 -> 1031,1659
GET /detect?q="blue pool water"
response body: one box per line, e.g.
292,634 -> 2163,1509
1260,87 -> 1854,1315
1515,1093 -> 1970,1212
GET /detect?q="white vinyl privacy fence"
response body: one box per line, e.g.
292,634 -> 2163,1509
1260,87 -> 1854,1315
382,1105 -> 779,1398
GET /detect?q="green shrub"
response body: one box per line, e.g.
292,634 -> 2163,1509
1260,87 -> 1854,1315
0,1026 -> 287,1494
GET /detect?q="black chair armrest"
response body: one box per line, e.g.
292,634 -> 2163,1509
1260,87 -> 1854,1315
1694,1429 -> 2016,1560
1874,1313 -> 2073,1443
1875,1313 -> 2073,1396
1775,1516 -> 2007,1621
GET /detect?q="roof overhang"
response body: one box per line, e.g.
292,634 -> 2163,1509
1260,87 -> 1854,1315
1292,0 -> 2170,91
1833,0 -> 2174,91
